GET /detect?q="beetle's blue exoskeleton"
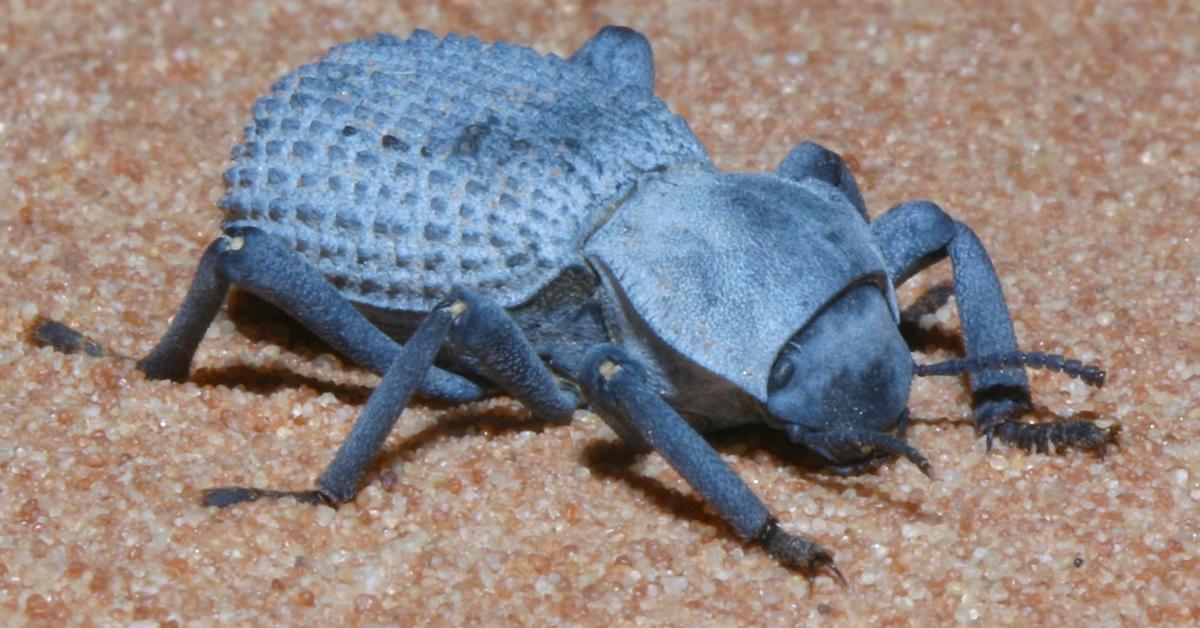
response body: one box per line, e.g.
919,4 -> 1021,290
35,27 -> 1114,578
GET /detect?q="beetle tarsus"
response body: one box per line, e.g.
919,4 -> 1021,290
202,486 -> 335,508
992,418 -> 1119,455
29,316 -> 125,360
759,518 -> 846,585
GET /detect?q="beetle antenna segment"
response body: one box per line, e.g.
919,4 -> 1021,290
913,351 -> 1106,387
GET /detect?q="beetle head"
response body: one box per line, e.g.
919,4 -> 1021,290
765,281 -> 1111,475
766,283 -> 932,475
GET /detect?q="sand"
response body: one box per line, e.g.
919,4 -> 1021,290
1,1 -> 1197,625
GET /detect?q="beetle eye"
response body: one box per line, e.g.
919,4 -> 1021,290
768,356 -> 795,391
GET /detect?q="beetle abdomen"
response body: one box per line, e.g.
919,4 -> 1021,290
219,31 -> 709,312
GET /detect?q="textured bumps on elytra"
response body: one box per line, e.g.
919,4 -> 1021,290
219,30 -> 710,312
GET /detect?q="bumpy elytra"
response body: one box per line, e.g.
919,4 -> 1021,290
34,26 -> 1115,580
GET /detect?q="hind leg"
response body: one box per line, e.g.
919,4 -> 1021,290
40,225 -> 484,402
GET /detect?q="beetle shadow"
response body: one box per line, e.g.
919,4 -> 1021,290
581,440 -> 730,532
581,423 -> 938,536
358,403 -> 549,492
711,427 -> 941,517
224,289 -> 346,360
205,291 -> 535,426
184,291 -> 383,405
188,365 -> 375,406
905,413 -> 970,430
898,281 -> 964,355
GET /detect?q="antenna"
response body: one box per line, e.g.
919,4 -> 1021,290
914,351 -> 1105,388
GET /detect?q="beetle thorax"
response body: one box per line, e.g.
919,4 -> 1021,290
584,167 -> 898,417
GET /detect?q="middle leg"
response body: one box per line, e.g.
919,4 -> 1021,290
204,290 -> 580,507
579,344 -> 844,580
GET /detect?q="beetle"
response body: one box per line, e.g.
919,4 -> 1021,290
34,26 -> 1114,578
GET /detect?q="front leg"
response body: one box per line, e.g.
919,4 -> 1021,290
871,201 -> 1114,456
579,344 -> 843,581
872,201 -> 1031,429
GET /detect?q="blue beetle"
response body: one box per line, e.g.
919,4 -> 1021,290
34,26 -> 1111,578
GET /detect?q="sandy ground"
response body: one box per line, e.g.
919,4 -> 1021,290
2,1 -> 1197,625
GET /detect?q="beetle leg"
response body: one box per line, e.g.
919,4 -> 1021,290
204,289 -> 579,507
116,237 -> 228,382
579,344 -> 843,581
435,290 -> 581,425
775,141 -> 867,219
870,202 -> 1117,452
568,26 -> 655,99
137,225 -> 484,403
203,297 -> 460,507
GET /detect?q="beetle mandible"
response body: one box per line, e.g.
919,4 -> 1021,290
35,26 -> 1115,578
